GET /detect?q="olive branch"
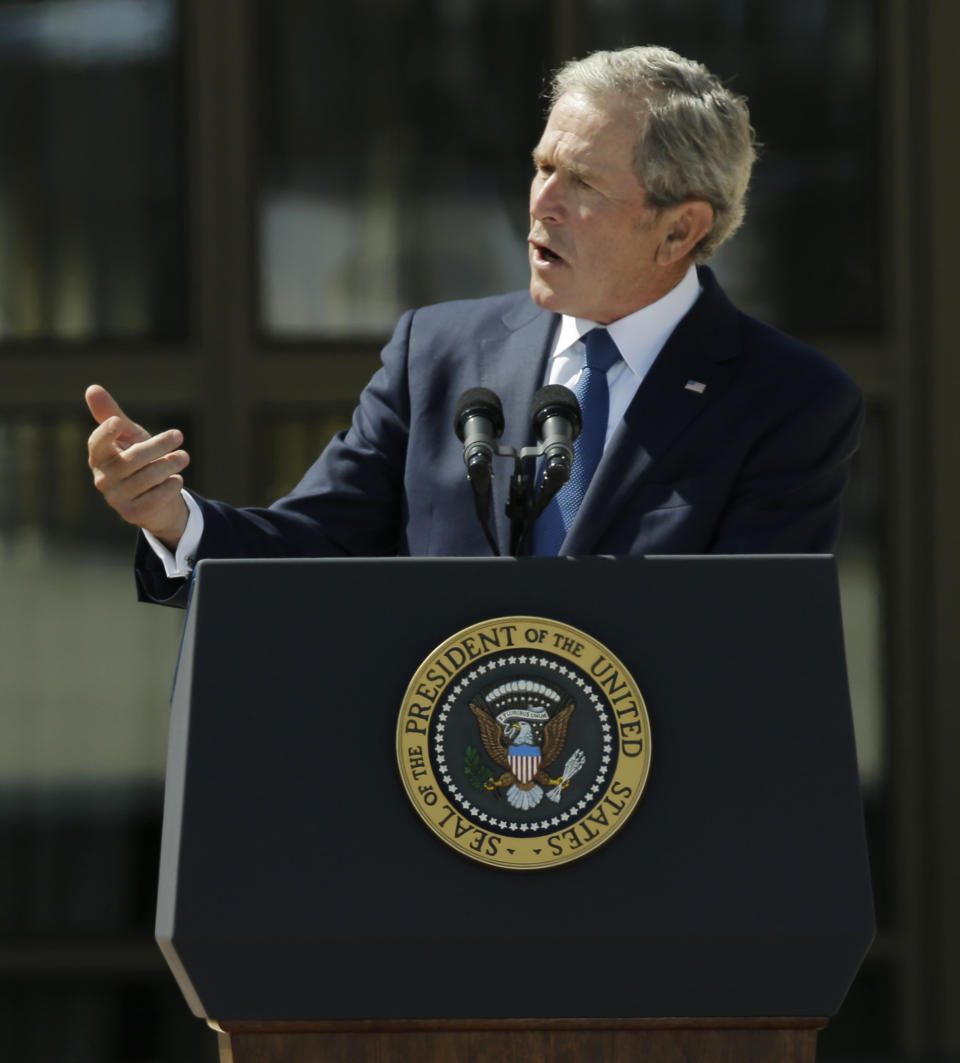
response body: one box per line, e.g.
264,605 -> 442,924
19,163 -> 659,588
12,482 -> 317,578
463,745 -> 496,792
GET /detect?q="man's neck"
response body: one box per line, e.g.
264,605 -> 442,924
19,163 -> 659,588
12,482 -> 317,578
602,260 -> 694,324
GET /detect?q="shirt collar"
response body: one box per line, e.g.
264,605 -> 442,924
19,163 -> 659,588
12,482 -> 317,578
553,264 -> 702,377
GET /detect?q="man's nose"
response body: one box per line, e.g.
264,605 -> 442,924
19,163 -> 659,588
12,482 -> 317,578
530,175 -> 563,221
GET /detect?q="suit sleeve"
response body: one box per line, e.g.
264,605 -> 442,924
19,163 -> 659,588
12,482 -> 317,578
134,310 -> 417,606
708,374 -> 865,554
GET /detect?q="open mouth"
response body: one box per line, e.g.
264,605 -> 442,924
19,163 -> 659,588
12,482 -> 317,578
533,242 -> 563,264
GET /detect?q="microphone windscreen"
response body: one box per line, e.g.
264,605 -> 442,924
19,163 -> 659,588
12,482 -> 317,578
454,387 -> 505,440
530,385 -> 582,438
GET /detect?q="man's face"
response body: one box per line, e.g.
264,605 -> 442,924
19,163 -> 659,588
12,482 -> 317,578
528,92 -> 676,324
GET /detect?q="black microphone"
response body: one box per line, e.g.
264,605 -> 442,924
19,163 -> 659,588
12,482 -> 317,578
530,385 -> 582,496
454,388 -> 505,490
455,388 -> 505,554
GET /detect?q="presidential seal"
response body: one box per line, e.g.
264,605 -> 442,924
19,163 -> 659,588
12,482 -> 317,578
396,616 -> 651,870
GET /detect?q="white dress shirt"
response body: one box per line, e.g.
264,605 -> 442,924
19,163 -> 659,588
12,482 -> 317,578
147,264 -> 702,578
545,262 -> 701,445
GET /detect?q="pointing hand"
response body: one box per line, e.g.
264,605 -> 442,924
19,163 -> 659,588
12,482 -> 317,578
85,384 -> 190,549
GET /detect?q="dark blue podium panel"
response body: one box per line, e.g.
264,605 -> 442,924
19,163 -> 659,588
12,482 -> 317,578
156,555 -> 874,1022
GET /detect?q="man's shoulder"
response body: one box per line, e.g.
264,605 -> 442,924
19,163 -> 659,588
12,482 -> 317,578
415,289 -> 536,315
405,290 -> 546,336
735,309 -> 860,398
697,267 -> 859,398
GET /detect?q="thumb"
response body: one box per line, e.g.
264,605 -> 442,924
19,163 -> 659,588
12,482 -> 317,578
85,384 -> 126,425
85,384 -> 150,445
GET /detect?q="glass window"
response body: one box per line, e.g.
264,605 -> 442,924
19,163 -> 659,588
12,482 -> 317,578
837,406 -> 887,796
254,408 -> 353,503
0,407 -> 209,1058
257,0 -> 881,339
0,0 -> 185,342
836,403 -> 891,930
0,980 -> 216,1062
0,411 -> 189,924
257,0 -> 549,338
581,0 -> 883,335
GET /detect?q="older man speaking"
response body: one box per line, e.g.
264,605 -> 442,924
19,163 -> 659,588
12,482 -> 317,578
86,46 -> 862,605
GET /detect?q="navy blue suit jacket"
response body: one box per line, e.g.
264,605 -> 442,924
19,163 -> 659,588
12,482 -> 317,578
135,267 -> 863,604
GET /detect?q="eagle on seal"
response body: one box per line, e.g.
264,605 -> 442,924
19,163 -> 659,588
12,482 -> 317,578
469,698 -> 576,811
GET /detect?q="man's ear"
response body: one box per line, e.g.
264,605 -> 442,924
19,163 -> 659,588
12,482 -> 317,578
655,201 -> 714,265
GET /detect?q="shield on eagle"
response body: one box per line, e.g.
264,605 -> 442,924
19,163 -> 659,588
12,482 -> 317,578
508,743 -> 541,784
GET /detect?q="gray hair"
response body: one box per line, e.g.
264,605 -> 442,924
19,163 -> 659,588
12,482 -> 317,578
549,46 -> 756,261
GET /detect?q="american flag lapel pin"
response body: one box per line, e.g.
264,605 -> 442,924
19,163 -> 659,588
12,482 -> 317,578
684,379 -> 707,394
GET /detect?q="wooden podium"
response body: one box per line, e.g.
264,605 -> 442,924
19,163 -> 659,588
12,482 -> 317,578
211,1017 -> 825,1062
156,556 -> 875,1062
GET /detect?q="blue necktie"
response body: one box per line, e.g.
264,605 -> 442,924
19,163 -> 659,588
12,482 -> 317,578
532,328 -> 622,555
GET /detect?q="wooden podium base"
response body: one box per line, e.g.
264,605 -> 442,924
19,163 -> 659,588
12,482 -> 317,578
213,1017 -> 826,1063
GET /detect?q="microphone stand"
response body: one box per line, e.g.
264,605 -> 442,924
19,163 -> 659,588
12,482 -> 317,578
510,452 -> 570,556
506,454 -> 532,556
466,461 -> 501,556
456,386 -> 579,558
465,439 -> 556,557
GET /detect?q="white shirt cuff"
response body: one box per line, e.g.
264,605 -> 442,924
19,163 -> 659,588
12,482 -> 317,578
142,490 -> 204,579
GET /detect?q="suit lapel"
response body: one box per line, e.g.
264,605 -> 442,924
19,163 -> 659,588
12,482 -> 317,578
562,268 -> 742,554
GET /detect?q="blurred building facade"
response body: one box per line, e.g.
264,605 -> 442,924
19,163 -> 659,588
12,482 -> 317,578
1,1 -> 957,1059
